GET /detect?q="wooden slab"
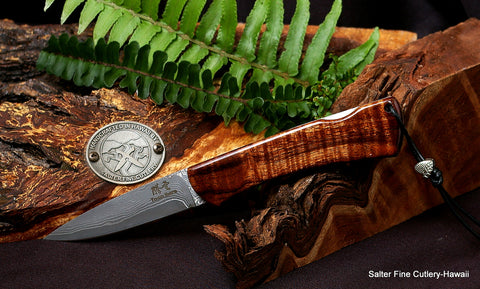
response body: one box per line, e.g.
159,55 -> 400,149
0,19 -> 415,243
4,17 -> 478,289
3,17 -> 479,289
206,18 -> 480,288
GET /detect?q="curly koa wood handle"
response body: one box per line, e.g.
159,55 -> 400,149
188,97 -> 402,205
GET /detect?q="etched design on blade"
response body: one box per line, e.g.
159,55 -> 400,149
86,121 -> 165,185
45,169 -> 205,241
149,169 -> 206,207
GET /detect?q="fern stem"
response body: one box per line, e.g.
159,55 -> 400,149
112,62 -> 248,103
96,0 -> 310,87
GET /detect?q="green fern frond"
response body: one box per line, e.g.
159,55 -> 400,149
37,34 -> 317,135
39,0 -> 379,135
45,0 -> 342,88
312,27 -> 380,117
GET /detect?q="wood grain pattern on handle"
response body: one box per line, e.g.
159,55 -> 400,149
188,97 -> 402,206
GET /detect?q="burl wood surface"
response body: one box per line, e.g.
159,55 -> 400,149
1,17 -> 478,288
0,19 -> 414,243
205,18 -> 480,288
0,19 -> 251,241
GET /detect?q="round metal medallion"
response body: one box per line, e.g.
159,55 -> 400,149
86,121 -> 165,185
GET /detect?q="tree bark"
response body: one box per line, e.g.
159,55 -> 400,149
205,18 -> 480,288
0,19 -> 415,243
5,17 -> 478,289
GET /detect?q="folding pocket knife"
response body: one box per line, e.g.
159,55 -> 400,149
45,97 -> 401,241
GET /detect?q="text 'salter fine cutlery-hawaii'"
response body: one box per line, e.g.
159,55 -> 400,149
45,97 -> 402,241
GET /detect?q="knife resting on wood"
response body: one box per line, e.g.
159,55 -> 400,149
45,97 -> 402,241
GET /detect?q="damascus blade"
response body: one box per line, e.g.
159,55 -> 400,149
44,169 -> 205,241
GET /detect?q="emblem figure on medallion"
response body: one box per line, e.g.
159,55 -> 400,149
86,121 -> 165,185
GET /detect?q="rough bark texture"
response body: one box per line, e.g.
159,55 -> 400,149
205,18 -> 480,288
0,19 -> 245,241
0,19 -> 415,243
4,17 -> 478,289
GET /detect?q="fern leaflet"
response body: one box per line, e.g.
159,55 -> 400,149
40,0 -> 379,135
37,34 -> 320,135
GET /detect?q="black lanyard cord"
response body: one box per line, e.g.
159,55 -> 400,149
385,102 -> 480,240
